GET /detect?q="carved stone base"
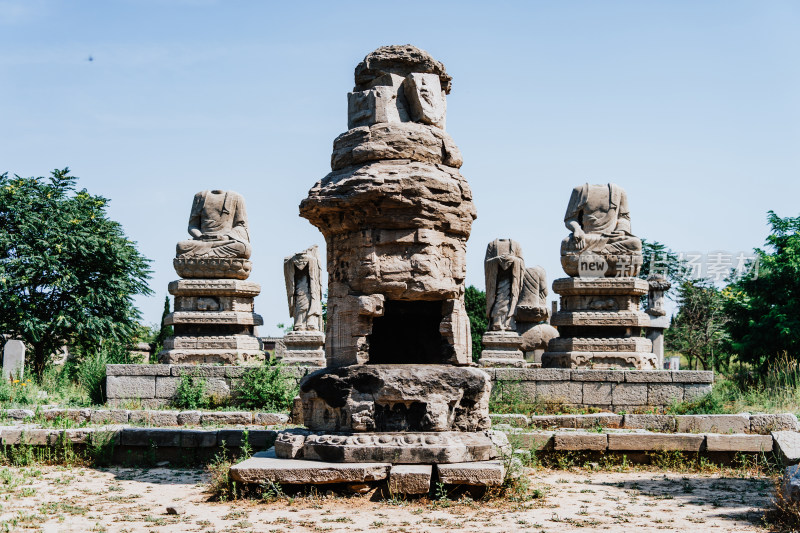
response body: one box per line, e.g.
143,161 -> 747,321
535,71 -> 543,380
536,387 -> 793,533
275,430 -> 497,464
280,330 -> 326,367
541,351 -> 657,370
159,348 -> 265,365
158,278 -> 263,365
299,365 -> 491,433
174,257 -> 252,280
560,252 -> 643,277
478,331 -> 524,367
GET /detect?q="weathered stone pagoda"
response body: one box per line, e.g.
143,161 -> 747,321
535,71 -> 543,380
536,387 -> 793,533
542,183 -> 656,369
231,45 -> 506,492
159,190 -> 264,364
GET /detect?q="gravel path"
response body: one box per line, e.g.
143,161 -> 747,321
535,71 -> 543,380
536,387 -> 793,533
0,465 -> 773,532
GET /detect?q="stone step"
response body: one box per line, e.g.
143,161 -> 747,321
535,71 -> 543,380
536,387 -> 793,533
230,449 -> 390,485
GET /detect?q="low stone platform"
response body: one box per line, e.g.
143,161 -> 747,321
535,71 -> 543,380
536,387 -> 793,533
229,448 -> 504,493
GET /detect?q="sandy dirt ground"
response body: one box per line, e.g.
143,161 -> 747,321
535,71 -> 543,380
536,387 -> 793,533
0,465 -> 775,532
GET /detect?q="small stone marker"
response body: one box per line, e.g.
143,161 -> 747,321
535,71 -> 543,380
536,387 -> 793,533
2,340 -> 25,380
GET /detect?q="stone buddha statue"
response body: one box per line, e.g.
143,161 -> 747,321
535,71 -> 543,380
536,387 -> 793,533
484,238 -> 525,331
176,190 -> 251,259
560,183 -> 642,276
283,245 -> 324,332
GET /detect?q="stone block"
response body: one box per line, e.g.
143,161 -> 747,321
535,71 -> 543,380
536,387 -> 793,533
648,383 -> 684,405
570,370 -> 625,383
89,410 -> 130,424
177,411 -> 202,425
180,429 -> 219,448
553,432 -> 607,451
607,433 -> 704,451
528,368 -> 572,381
106,376 -> 156,399
611,383 -> 648,405
154,377 -> 180,399
274,430 -> 309,458
437,461 -> 504,486
623,414 -> 676,432
706,434 -> 772,452
529,415 -> 576,429
202,411 -> 252,425
3,409 -> 35,420
255,413 -> 291,426
574,413 -> 623,429
507,431 -> 554,451
62,428 -> 94,444
536,381 -> 582,404
120,428 -> 182,447
495,380 -> 536,403
676,414 -> 749,434
624,370 -> 673,383
170,365 -> 228,377
490,414 -> 529,427
106,364 -> 171,376
129,410 -> 179,426
671,371 -> 714,383
782,464 -> 800,503
582,383 -> 612,405
683,383 -> 712,401
773,431 -> 800,465
389,464 -> 432,495
225,366 -> 248,378
230,450 -> 390,484
42,409 -> 91,423
751,414 -> 798,434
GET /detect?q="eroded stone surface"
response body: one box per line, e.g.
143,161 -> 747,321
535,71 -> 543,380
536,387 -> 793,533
389,464 -> 432,494
300,365 -> 490,433
436,461 -> 504,486
230,450 -> 390,485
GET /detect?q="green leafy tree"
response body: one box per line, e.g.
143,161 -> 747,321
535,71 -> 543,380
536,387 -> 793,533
0,168 -> 152,378
464,285 -> 487,363
724,211 -> 800,369
666,280 -> 731,371
639,239 -> 687,287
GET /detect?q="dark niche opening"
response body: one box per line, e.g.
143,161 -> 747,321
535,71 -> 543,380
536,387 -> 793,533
367,300 -> 447,364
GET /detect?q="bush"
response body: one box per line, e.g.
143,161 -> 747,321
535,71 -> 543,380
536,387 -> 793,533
234,359 -> 297,411
173,373 -> 208,410
73,341 -> 133,405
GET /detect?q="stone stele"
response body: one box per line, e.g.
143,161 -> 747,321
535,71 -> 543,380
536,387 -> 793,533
159,190 -> 263,365
2,340 -> 25,381
249,45 -> 498,484
543,184 -> 654,369
281,245 -> 326,366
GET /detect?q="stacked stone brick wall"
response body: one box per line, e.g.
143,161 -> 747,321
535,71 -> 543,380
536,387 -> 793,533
105,365 -> 712,411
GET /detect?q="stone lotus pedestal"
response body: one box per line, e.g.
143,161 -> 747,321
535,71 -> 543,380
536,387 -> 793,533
479,331 -> 525,368
280,330 -> 326,367
159,279 -> 264,365
542,277 -> 655,369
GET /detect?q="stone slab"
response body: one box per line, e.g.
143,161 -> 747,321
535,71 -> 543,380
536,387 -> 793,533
89,410 -> 130,424
436,461 -> 504,486
254,413 -> 291,426
573,413 -> 623,429
623,414 -> 676,432
230,450 -> 390,484
676,414 -> 749,434
106,364 -> 171,376
529,415 -> 577,429
536,381 -> 583,404
180,429 -> 219,448
671,371 -> 714,383
120,428 -> 182,447
648,383 -> 684,405
553,432 -> 607,451
773,431 -> 800,465
624,370 -> 673,383
490,414 -> 529,427
570,369 -> 625,383
582,382 -> 612,404
705,434 -> 772,452
508,431 -> 554,451
607,433 -> 704,452
129,410 -> 180,426
751,414 -> 797,433
202,411 -> 253,425
389,464 -> 432,495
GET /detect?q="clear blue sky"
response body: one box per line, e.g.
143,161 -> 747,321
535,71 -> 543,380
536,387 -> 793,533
2,1 -> 799,334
